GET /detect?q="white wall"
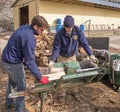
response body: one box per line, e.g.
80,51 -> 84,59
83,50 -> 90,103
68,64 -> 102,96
38,1 -> 120,29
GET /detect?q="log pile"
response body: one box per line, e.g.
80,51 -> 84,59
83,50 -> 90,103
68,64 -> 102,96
35,33 -> 54,66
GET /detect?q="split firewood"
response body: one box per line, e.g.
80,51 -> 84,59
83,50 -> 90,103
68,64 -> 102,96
34,33 -> 55,66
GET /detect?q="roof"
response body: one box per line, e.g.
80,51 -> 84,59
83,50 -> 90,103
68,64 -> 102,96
11,0 -> 34,7
11,0 -> 19,7
80,0 -> 120,9
11,0 -> 120,10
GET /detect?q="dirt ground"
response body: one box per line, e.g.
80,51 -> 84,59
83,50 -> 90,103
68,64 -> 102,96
0,34 -> 120,112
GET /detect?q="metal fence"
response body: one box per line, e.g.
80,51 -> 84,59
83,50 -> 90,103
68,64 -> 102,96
84,24 -> 120,31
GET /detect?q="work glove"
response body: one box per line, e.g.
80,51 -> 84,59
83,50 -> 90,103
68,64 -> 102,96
90,55 -> 99,63
39,76 -> 49,85
48,60 -> 54,67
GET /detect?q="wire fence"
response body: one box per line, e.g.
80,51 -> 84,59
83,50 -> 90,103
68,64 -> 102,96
84,24 -> 120,31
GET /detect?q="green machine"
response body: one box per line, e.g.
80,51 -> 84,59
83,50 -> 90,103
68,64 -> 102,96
8,52 -> 120,112
8,61 -> 105,98
8,61 -> 109,112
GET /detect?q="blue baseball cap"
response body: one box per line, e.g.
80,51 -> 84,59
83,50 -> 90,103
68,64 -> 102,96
63,15 -> 74,28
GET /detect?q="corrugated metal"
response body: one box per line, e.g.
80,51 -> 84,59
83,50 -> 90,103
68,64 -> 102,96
12,0 -> 120,10
80,0 -> 120,8
41,0 -> 120,10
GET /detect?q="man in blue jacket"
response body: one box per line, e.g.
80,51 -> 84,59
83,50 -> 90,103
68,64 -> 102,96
2,15 -> 49,112
48,15 -> 98,104
49,15 -> 98,65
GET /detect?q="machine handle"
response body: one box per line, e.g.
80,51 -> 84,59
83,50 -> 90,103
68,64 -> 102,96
76,67 -> 101,73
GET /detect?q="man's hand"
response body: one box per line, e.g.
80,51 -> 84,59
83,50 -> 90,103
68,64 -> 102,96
90,55 -> 99,63
48,60 -> 54,67
39,76 -> 49,84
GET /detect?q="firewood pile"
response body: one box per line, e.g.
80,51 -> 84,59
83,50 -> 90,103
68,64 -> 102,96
35,33 -> 54,67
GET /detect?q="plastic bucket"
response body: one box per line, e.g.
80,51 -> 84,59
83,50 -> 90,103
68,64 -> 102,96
56,18 -> 62,32
56,18 -> 62,24
80,24 -> 85,32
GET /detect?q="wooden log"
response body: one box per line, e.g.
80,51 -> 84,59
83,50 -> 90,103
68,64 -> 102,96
39,56 -> 49,67
39,67 -> 65,81
43,71 -> 65,81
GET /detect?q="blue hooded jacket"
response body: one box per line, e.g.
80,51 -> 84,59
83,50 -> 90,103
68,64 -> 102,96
50,26 -> 92,61
2,25 -> 42,80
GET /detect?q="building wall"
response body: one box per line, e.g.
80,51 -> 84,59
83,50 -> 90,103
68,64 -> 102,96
13,7 -> 19,29
13,0 -> 120,30
13,0 -> 37,29
29,1 -> 37,22
38,1 -> 120,29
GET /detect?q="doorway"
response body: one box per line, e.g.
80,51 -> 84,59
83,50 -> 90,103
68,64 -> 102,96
20,6 -> 29,26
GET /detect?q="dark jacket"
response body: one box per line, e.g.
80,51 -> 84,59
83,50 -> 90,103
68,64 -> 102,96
50,26 -> 92,61
2,25 -> 42,80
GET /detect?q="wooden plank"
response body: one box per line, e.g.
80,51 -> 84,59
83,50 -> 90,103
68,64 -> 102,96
43,71 -> 65,81
40,67 -> 65,81
51,67 -> 64,73
39,67 -> 64,74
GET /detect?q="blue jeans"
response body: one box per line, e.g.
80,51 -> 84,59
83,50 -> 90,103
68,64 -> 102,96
2,61 -> 26,112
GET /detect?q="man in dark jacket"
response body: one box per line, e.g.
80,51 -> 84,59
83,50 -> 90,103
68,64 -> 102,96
49,15 -> 98,65
2,15 -> 49,112
48,15 -> 98,104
